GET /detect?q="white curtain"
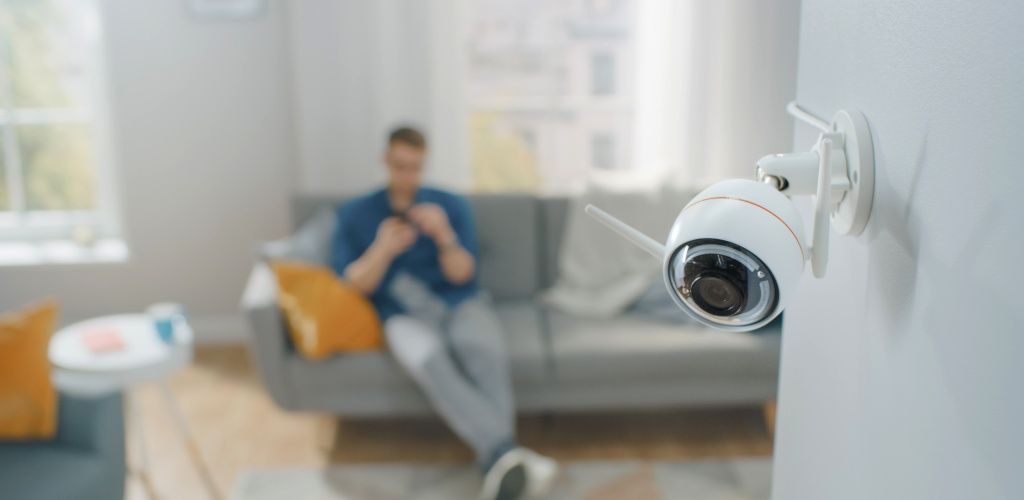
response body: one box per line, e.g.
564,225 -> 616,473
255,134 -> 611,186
287,0 -> 469,195
618,0 -> 801,192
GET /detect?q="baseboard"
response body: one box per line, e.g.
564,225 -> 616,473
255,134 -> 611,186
189,313 -> 249,344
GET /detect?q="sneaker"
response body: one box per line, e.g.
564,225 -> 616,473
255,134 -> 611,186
479,448 -> 529,500
521,449 -> 558,497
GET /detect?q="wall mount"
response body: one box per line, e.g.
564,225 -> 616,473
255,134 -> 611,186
756,106 -> 875,277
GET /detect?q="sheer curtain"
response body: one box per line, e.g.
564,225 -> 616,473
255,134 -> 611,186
619,0 -> 801,192
287,0 -> 469,195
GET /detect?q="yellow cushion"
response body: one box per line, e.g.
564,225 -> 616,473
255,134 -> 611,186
0,301 -> 59,440
272,261 -> 383,359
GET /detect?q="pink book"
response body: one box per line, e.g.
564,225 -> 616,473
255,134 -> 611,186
81,328 -> 126,354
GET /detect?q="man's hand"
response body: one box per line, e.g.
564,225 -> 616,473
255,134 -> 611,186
409,202 -> 475,284
344,217 -> 415,295
371,217 -> 417,258
407,203 -> 455,244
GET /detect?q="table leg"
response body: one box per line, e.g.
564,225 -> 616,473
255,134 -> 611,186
131,391 -> 160,500
157,381 -> 223,500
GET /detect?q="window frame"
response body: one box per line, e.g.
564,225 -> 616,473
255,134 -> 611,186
590,130 -> 616,170
0,0 -> 122,245
590,50 -> 616,96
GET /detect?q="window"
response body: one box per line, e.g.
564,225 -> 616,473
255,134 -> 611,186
591,51 -> 615,96
0,0 -> 122,261
466,0 -> 634,194
590,132 -> 616,170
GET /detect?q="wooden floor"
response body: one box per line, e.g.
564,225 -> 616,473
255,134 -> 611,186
125,345 -> 773,500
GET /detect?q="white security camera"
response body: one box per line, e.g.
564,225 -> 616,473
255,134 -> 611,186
586,108 -> 874,331
586,179 -> 804,331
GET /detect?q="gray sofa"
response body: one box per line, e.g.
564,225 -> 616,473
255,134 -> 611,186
0,392 -> 125,500
243,194 -> 781,417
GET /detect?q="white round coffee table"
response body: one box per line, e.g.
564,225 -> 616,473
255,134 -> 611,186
50,313 -> 221,500
50,314 -> 193,396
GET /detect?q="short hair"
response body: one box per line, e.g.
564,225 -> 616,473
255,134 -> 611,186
388,126 -> 427,150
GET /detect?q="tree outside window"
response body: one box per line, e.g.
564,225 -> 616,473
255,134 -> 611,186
0,0 -> 116,245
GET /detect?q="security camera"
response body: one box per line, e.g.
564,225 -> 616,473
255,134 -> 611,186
586,179 -> 803,331
586,108 -> 874,331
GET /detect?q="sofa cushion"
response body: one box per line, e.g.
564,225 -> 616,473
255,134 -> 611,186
292,196 -> 340,230
539,197 -> 569,290
468,195 -> 540,300
0,445 -> 115,500
272,261 -> 384,359
285,300 -> 549,393
262,207 -> 337,264
0,301 -> 59,440
547,311 -> 781,384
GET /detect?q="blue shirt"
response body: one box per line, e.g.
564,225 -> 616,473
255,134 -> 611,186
330,187 -> 481,320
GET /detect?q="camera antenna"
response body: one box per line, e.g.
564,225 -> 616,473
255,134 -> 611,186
584,204 -> 665,259
811,138 -> 831,278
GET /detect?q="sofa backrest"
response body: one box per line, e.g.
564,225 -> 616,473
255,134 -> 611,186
538,197 -> 569,290
291,193 -> 569,301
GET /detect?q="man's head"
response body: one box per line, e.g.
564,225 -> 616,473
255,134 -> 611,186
384,126 -> 427,196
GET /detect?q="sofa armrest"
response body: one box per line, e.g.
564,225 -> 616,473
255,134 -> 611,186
55,392 -> 125,461
241,262 -> 297,410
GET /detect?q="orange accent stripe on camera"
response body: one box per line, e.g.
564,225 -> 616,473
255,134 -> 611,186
683,196 -> 805,261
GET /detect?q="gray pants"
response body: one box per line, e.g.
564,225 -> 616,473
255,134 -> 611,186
384,296 -> 516,466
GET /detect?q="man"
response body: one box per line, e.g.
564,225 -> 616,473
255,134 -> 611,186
330,127 -> 557,500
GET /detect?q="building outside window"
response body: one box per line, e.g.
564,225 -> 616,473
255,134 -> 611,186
590,51 -> 615,96
590,131 -> 616,170
0,0 -> 123,263
466,0 -> 635,194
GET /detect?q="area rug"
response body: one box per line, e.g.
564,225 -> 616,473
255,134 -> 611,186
232,457 -> 771,500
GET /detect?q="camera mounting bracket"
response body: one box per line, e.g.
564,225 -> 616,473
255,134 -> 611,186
756,108 -> 876,277
757,108 -> 875,237
828,110 -> 875,236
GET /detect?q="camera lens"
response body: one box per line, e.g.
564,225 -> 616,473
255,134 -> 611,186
690,273 -> 746,316
669,239 -> 778,327
682,252 -> 749,317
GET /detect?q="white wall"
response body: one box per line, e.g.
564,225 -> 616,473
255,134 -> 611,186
0,0 -> 293,340
773,2 -> 1024,499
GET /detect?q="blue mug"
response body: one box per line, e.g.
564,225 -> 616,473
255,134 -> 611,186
147,303 -> 187,344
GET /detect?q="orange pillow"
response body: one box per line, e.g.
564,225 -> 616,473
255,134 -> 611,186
272,261 -> 383,359
0,300 -> 59,440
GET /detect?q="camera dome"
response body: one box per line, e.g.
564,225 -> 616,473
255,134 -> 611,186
662,179 -> 806,331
